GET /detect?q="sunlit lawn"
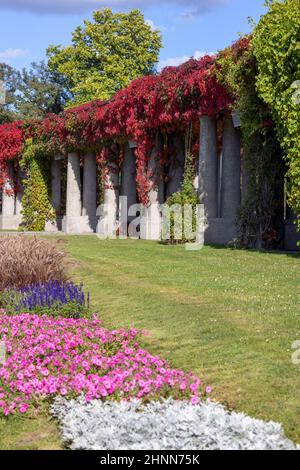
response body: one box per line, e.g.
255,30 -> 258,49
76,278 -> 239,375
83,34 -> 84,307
1,236 -> 299,448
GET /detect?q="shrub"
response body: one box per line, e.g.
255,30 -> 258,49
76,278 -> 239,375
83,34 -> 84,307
0,281 -> 90,318
0,236 -> 67,290
164,153 -> 199,244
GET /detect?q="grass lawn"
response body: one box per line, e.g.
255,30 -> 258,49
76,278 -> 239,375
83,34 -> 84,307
0,413 -> 62,450
1,236 -> 299,447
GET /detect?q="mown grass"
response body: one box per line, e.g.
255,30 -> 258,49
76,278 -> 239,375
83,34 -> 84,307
0,413 -> 62,450
65,237 -> 300,442
0,236 -> 299,447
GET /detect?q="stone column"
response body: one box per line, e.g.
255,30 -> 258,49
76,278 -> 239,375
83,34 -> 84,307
166,134 -> 185,198
0,163 -> 21,230
221,116 -> 241,219
97,158 -> 119,238
51,157 -> 62,212
241,155 -> 250,206
64,152 -> 82,233
198,116 -> 218,219
15,177 -> 23,217
140,135 -> 164,240
44,156 -> 63,232
82,152 -> 97,231
120,145 -> 137,236
2,163 -> 15,217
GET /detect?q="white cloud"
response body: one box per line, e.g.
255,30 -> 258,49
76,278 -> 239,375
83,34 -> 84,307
158,50 -> 214,70
0,1 -> 229,15
146,19 -> 169,33
145,19 -> 158,31
0,48 -> 29,60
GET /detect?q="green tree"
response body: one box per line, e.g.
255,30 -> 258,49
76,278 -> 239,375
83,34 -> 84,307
16,61 -> 71,119
0,63 -> 20,124
0,61 -> 70,123
47,8 -> 162,106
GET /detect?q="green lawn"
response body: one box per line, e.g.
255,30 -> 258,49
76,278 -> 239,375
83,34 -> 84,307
1,237 -> 299,447
0,413 -> 62,450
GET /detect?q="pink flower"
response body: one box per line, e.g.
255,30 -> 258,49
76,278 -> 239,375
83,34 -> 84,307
191,396 -> 200,405
0,314 -> 207,416
206,386 -> 212,394
19,403 -> 29,413
180,382 -> 187,391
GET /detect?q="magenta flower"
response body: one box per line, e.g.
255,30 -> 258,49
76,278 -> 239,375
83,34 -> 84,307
0,314 -> 210,416
19,403 -> 29,413
191,396 -> 200,405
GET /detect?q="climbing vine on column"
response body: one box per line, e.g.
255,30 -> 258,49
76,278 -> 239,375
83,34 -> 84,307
216,38 -> 284,249
252,0 -> 300,231
20,139 -> 55,231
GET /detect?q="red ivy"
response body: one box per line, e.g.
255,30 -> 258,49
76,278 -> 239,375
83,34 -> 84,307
0,53 -> 236,198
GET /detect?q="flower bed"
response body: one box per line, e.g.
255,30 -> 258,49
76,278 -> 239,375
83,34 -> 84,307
1,281 -> 90,318
0,314 -> 209,416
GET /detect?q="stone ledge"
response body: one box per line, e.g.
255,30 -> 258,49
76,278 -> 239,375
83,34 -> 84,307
62,216 -> 99,234
0,215 -> 22,231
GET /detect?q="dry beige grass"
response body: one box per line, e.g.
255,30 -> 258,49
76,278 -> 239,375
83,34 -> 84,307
0,236 -> 67,290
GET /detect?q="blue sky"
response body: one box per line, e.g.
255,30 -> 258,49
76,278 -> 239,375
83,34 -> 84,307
0,0 -> 267,71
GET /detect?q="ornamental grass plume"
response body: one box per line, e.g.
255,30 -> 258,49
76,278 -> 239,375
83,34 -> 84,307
0,236 -> 67,290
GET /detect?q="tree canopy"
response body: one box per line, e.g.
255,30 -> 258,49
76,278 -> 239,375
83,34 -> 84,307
0,61 -> 70,123
47,8 -> 162,106
0,63 -> 19,124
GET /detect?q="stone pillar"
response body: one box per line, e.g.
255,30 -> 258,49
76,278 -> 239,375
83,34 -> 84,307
120,145 -> 137,236
221,116 -> 241,219
198,116 -> 218,220
64,152 -> 82,233
241,155 -> 250,205
82,152 -> 97,231
166,134 -> 185,198
51,157 -> 62,212
284,208 -> 300,251
0,163 -> 20,230
2,163 -> 15,215
15,194 -> 22,216
97,158 -> 119,237
140,136 -> 164,241
44,156 -> 63,232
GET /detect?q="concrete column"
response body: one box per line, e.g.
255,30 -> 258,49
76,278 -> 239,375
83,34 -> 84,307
97,158 -> 119,237
44,157 -> 63,233
2,163 -> 15,216
64,152 -> 82,233
120,145 -> 137,236
221,116 -> 241,219
198,116 -> 218,219
166,134 -> 185,198
82,152 -> 97,220
15,194 -> 22,216
0,162 -> 21,230
241,155 -> 250,205
140,135 -> 164,240
66,152 -> 81,217
51,157 -> 62,212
